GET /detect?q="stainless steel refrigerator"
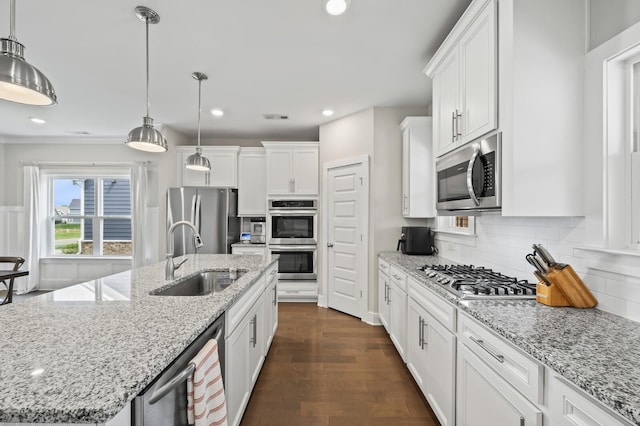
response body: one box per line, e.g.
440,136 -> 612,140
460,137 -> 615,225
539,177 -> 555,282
167,187 -> 239,255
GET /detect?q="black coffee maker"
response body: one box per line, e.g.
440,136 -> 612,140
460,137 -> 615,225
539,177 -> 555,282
397,226 -> 436,255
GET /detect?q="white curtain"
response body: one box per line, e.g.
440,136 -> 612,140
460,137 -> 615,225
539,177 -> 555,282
131,163 -> 153,268
20,165 -> 42,294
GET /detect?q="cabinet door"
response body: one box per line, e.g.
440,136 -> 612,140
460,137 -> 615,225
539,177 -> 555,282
433,51 -> 460,157
457,342 -> 542,426
458,0 -> 497,144
407,298 -> 428,394
264,266 -> 278,352
377,269 -> 390,333
425,312 -> 456,426
389,282 -> 407,362
291,148 -> 318,195
401,119 -> 436,218
266,149 -> 293,195
238,150 -> 266,216
206,148 -> 238,187
402,129 -> 411,216
249,298 -> 265,387
226,318 -> 251,426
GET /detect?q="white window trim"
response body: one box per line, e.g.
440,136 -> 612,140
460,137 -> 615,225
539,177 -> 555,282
601,46 -> 640,251
41,167 -> 132,259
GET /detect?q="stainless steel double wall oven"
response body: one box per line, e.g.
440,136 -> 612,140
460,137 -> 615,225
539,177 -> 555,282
268,199 -> 317,280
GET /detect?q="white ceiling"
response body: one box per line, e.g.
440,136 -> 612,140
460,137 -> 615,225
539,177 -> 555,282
0,0 -> 471,143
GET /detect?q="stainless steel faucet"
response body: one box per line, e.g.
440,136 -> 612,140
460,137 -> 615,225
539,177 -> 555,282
166,220 -> 204,280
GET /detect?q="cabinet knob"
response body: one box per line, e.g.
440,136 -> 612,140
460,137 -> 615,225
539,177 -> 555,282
327,243 -> 334,248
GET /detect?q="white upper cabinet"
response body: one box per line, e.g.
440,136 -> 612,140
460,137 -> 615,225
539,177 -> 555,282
425,0 -> 585,216
237,148 -> 267,216
426,0 -> 497,157
497,0 -> 585,216
176,146 -> 239,188
262,142 -> 319,196
401,117 -> 436,218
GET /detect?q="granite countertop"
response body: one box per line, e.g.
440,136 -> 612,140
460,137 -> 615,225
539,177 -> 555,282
0,254 -> 276,424
379,251 -> 640,425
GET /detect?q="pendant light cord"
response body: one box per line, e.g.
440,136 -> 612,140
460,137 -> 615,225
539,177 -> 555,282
197,78 -> 202,148
145,17 -> 150,118
9,0 -> 16,41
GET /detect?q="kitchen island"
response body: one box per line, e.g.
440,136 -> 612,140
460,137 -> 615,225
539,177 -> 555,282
0,254 -> 276,424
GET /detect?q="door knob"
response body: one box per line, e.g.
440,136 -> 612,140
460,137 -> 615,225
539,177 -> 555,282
327,243 -> 334,248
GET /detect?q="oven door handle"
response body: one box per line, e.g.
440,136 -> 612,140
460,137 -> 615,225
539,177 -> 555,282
268,210 -> 317,215
148,325 -> 224,405
466,147 -> 483,207
269,245 -> 317,251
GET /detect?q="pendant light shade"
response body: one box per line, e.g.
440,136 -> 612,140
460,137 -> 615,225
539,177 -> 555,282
0,0 -> 57,105
125,6 -> 167,153
185,72 -> 211,172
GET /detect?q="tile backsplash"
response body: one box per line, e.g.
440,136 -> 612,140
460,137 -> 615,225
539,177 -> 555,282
435,214 -> 640,322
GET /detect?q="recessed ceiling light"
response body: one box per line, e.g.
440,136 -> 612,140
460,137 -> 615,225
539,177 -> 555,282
29,117 -> 46,124
323,0 -> 350,16
322,109 -> 334,117
211,108 -> 224,117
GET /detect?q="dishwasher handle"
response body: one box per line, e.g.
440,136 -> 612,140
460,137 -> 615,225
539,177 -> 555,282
148,325 -> 223,405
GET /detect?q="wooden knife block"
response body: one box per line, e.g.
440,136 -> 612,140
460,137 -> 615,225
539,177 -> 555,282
536,282 -> 571,307
535,264 -> 598,308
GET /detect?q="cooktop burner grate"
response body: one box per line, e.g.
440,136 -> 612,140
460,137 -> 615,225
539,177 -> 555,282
419,264 -> 536,299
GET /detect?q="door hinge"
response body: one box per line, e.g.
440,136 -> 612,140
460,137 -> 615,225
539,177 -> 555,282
360,234 -> 363,242
360,290 -> 363,298
360,177 -> 363,186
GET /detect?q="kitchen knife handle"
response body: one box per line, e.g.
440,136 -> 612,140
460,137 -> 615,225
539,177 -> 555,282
533,244 -> 557,266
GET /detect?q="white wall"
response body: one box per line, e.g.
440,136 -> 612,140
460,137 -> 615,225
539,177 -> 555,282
437,214 -> 640,322
0,127 -> 188,289
319,106 -> 430,316
589,0 -> 640,49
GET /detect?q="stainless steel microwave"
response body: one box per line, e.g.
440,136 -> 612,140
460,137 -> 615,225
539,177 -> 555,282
435,132 -> 501,212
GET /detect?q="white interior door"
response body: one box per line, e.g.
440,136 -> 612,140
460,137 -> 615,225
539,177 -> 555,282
326,159 -> 368,318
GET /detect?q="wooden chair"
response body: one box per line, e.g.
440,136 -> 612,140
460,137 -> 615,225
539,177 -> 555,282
0,257 -> 26,305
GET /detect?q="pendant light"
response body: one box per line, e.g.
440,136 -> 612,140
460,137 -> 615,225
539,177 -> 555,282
125,6 -> 167,153
0,0 -> 57,105
185,72 -> 211,171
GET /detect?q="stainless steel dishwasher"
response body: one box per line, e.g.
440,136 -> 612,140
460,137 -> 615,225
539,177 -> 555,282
132,313 -> 225,425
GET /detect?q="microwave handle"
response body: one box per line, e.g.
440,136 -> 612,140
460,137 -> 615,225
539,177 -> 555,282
466,147 -> 482,207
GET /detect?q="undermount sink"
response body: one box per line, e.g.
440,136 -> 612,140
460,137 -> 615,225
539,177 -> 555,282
150,269 -> 247,296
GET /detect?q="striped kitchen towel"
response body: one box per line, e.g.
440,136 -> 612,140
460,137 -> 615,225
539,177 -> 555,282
187,339 -> 227,426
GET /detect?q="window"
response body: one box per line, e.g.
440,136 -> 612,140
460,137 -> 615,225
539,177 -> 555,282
632,61 -> 640,247
48,173 -> 132,257
435,215 -> 476,236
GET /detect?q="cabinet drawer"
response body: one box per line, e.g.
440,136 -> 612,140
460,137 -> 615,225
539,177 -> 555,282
226,275 -> 265,338
378,257 -> 390,276
458,313 -> 543,404
408,276 -> 456,332
550,376 -> 633,426
389,265 -> 408,292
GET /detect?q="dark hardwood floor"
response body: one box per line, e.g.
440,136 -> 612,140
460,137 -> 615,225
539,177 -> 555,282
241,303 -> 440,426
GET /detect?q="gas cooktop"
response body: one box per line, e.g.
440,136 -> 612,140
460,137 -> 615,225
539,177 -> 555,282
419,264 -> 536,300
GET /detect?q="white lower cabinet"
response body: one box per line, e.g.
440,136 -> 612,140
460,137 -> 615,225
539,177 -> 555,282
378,258 -> 390,333
457,342 -> 542,426
263,263 -> 278,352
407,278 -> 456,426
388,268 -> 408,362
549,376 -> 631,426
225,264 -> 277,426
231,245 -> 267,256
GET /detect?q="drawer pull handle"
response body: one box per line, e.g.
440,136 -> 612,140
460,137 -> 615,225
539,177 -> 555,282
469,335 -> 504,363
392,274 -> 402,280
